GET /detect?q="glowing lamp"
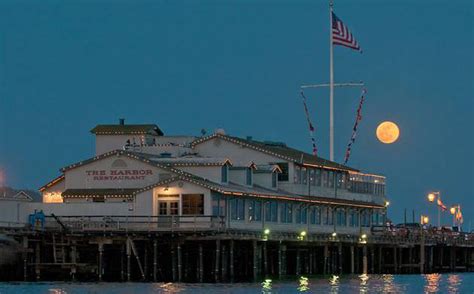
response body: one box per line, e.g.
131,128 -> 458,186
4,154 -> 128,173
264,228 -> 270,235
450,207 -> 456,215
300,231 -> 307,237
421,215 -> 429,225
385,201 -> 390,207
361,234 -> 367,239
427,193 -> 436,202
331,232 -> 337,237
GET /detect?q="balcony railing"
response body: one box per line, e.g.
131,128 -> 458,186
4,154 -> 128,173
42,215 -> 226,233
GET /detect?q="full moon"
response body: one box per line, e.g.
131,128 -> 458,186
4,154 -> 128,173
376,121 -> 400,144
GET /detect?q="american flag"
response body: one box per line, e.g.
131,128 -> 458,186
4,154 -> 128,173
332,12 -> 361,51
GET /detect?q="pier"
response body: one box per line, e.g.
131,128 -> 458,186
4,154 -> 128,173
1,216 -> 473,282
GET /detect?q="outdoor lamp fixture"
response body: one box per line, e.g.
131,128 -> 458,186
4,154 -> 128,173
385,201 -> 390,207
163,185 -> 169,192
300,231 -> 307,237
427,192 -> 436,202
426,191 -> 442,227
361,234 -> 367,239
450,207 -> 456,215
420,215 -> 429,225
331,232 -> 337,237
264,228 -> 271,235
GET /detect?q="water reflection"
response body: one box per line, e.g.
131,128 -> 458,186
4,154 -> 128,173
359,274 -> 369,294
261,278 -> 272,293
424,273 -> 441,293
297,276 -> 310,292
329,275 -> 339,294
447,274 -> 462,294
156,282 -> 184,293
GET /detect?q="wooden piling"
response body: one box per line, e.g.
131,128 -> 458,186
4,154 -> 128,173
71,242 -> 77,281
362,245 -> 368,275
370,247 -> 375,274
22,236 -> 28,281
215,240 -> 221,282
252,240 -> 258,281
171,243 -> 176,281
153,240 -> 157,282
263,242 -> 268,276
126,240 -> 131,282
350,245 -> 355,274
324,244 -> 329,275
177,243 -> 182,282
35,242 -> 41,281
393,247 -> 398,274
221,244 -> 227,281
338,243 -> 343,274
296,248 -> 301,276
98,243 -> 103,281
199,243 -> 204,283
229,240 -> 234,282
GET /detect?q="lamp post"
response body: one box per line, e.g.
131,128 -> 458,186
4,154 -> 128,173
419,215 -> 429,274
427,191 -> 441,228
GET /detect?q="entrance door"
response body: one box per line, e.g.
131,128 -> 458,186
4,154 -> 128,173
158,200 -> 179,228
158,201 -> 179,215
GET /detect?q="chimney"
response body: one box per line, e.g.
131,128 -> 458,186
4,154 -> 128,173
119,118 -> 125,125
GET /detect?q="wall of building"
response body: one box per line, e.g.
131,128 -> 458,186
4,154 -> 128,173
64,155 -> 170,189
179,166 -> 222,183
253,173 -> 274,190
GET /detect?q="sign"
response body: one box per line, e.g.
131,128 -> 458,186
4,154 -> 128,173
86,169 -> 153,181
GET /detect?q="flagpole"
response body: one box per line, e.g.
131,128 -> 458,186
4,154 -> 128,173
329,0 -> 335,162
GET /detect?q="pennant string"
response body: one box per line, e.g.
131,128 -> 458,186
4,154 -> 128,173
343,88 -> 367,164
300,90 -> 318,156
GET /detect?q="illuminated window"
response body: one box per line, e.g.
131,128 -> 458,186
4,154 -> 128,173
182,194 -> 204,215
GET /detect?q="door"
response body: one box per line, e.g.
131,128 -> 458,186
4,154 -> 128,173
158,200 -> 179,227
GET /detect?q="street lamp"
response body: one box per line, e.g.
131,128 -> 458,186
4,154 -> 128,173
421,215 -> 429,225
426,191 -> 442,228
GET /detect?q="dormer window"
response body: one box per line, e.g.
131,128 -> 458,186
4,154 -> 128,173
246,167 -> 253,186
221,164 -> 229,183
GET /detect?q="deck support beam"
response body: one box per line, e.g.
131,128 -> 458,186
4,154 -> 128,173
350,245 -> 355,274
362,245 -> 368,275
199,243 -> 204,283
153,239 -> 157,282
229,240 -> 234,282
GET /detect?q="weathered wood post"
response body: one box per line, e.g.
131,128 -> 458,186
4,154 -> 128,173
296,248 -> 301,276
199,243 -> 204,283
309,247 -> 314,275
229,240 -> 234,282
429,246 -> 434,273
324,244 -> 329,275
215,240 -> 221,282
221,244 -> 227,281
71,242 -> 77,281
252,240 -> 258,281
278,242 -> 286,277
144,245 -> 148,280
153,239 -> 158,282
393,247 -> 398,274
263,242 -> 268,277
378,246 -> 382,274
126,239 -> 131,282
35,242 -> 41,281
171,243 -> 176,281
362,245 -> 368,274
450,246 -> 456,272
177,243 -> 182,282
338,243 -> 343,274
350,245 -> 355,274
98,242 -> 103,281
370,247 -> 375,274
22,236 -> 28,281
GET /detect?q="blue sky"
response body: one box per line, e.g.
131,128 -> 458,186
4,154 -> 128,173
0,0 -> 472,227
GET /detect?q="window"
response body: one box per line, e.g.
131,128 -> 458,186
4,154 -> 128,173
265,202 -> 278,222
182,194 -> 204,215
349,210 -> 359,227
246,168 -> 253,186
328,171 -> 334,188
322,207 -> 333,225
169,202 -> 178,215
248,200 -> 262,221
277,163 -> 289,182
309,169 -> 315,186
230,198 -> 245,220
296,205 -> 307,224
221,164 -> 228,183
294,165 -> 301,184
336,173 -> 343,188
322,170 -> 328,187
315,169 -> 322,186
212,193 -> 225,216
280,203 -> 293,223
336,208 -> 346,226
301,167 -> 307,185
272,173 -> 277,188
361,210 -> 370,227
159,202 -> 167,215
310,206 -> 321,224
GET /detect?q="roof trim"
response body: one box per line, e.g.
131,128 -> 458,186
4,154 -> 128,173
90,124 -> 164,136
39,174 -> 65,192
191,134 -> 359,172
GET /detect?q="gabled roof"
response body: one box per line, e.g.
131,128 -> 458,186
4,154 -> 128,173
39,174 -> 65,192
145,155 -> 233,167
90,124 -> 164,136
255,164 -> 282,174
191,134 -> 359,172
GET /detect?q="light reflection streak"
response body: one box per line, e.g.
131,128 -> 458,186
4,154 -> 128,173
262,278 -> 273,293
424,273 -> 441,293
298,276 -> 310,292
359,274 -> 369,294
329,275 -> 339,294
447,274 -> 462,294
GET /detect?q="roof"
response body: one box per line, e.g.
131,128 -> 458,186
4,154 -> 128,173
145,156 -> 232,167
62,188 -> 137,198
90,124 -> 164,136
191,134 -> 359,172
39,174 -> 65,192
255,164 -> 282,173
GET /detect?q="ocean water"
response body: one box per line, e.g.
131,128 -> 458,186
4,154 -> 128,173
0,274 -> 472,294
